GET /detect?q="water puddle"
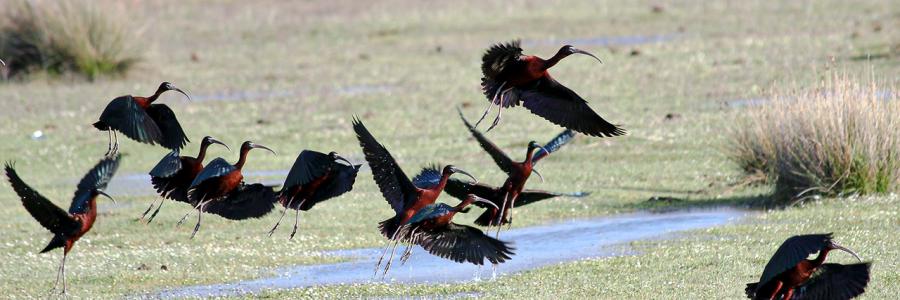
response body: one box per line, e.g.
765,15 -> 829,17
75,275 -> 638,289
157,208 -> 747,298
525,34 -> 676,47
191,84 -> 396,102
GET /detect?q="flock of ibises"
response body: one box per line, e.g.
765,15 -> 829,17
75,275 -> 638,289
4,41 -> 872,299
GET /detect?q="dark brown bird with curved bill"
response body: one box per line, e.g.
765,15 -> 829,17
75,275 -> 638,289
458,109 -> 579,235
143,136 -> 230,223
377,194 -> 514,276
476,40 -> 625,137
443,177 -> 589,227
93,82 -> 192,155
351,117 -> 478,275
267,150 -> 361,239
179,141 -> 278,238
4,155 -> 121,296
745,233 -> 871,300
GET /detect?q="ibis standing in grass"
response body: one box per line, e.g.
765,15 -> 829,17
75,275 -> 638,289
352,117 -> 478,275
476,40 -> 625,137
4,155 -> 121,296
181,141 -> 278,238
144,136 -> 230,223
456,108 -> 579,234
382,194 -> 514,276
93,82 -> 192,155
268,150 -> 361,239
745,233 -> 871,300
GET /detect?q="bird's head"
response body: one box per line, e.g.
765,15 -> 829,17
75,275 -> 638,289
96,189 -> 116,204
558,45 -> 602,63
443,165 -> 477,184
329,151 -> 353,166
201,136 -> 230,151
241,141 -> 277,156
464,194 -> 498,210
527,141 -> 549,155
827,240 -> 863,262
156,81 -> 192,101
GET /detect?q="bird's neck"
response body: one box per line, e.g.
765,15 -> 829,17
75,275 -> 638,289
810,247 -> 832,267
541,52 -> 568,70
235,149 -> 250,170
196,143 -> 209,161
453,200 -> 473,212
524,147 -> 537,165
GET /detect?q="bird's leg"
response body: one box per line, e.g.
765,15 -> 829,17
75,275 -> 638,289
147,199 -> 164,224
506,194 -> 519,230
60,254 -> 68,297
267,197 -> 294,237
47,254 -> 64,297
289,199 -> 308,240
104,130 -> 113,156
374,225 -> 403,277
400,227 -> 418,265
190,200 -> 209,239
111,131 -> 119,155
486,88 -> 513,132
381,237 -> 403,279
475,81 -> 506,128
140,197 -> 161,222
495,192 -> 510,238
177,198 -> 207,227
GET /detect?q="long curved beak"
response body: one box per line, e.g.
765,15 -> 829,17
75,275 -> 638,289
208,137 -> 230,152
250,143 -> 277,156
334,154 -> 353,166
832,242 -> 863,262
470,195 -> 498,210
0,58 -> 5,66
532,168 -> 545,183
97,190 -> 116,204
171,86 -> 192,102
449,167 -> 477,184
572,48 -> 602,63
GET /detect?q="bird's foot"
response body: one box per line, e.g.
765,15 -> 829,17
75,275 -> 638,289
139,204 -> 155,223
190,223 -> 200,239
266,224 -> 279,238
147,205 -> 163,224
289,225 -> 298,240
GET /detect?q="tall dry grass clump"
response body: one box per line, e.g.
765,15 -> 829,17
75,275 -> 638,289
0,0 -> 141,80
730,73 -> 899,204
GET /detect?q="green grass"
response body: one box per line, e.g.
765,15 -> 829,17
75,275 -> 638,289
0,0 -> 897,298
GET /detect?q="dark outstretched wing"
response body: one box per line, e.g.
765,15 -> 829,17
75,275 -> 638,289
97,96 -> 164,144
190,158 -> 235,188
150,150 -> 183,178
457,108 -> 514,174
793,262 -> 871,300
204,183 -> 277,220
411,165 -> 443,190
520,76 -> 625,138
757,234 -> 834,292
481,40 -> 523,80
70,155 -> 121,213
5,163 -> 80,236
533,129 -> 576,164
416,223 -> 515,265
353,117 -> 417,214
146,104 -> 189,150
304,163 -> 361,210
443,178 -> 498,203
516,189 -> 589,206
282,150 -> 334,190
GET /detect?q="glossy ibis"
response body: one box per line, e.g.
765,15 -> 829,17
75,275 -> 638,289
745,233 -> 871,300
351,117 -> 477,274
378,194 -> 514,276
4,155 -> 121,296
459,108 -> 577,234
93,82 -> 191,155
143,136 -> 230,223
267,150 -> 361,239
476,40 -> 625,137
180,141 -> 277,238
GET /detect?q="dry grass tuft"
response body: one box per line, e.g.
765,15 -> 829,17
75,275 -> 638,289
0,0 -> 141,80
730,73 -> 899,204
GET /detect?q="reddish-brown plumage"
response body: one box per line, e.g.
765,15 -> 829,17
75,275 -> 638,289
490,147 -> 538,223
279,171 -> 330,209
758,248 -> 832,300
398,168 -> 454,224
64,197 -> 98,254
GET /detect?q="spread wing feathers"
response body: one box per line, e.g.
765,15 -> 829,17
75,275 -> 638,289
533,129 -> 577,163
757,234 -> 834,291
481,40 -> 523,80
190,158 -> 235,188
353,117 -> 417,214
203,183 -> 277,220
150,150 -> 183,178
303,163 -> 361,210
442,178 -> 498,202
151,175 -> 191,203
70,155 -> 121,213
282,150 -> 335,190
416,223 -> 515,265
378,217 -> 401,239
516,189 -> 589,206
146,104 -> 189,150
412,165 -> 443,189
5,163 -> 80,236
520,76 -> 626,138
406,203 -> 454,225
457,108 -> 515,173
98,96 -> 164,144
793,262 -> 872,300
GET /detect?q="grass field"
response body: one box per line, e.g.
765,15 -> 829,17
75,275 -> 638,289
0,0 -> 897,298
